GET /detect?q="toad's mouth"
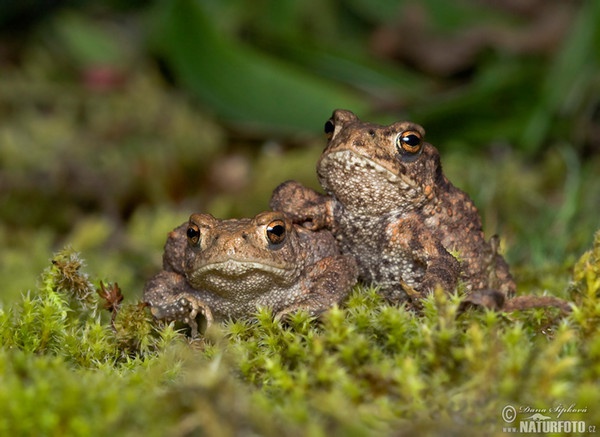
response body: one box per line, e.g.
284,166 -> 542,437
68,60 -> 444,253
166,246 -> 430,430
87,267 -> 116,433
192,259 -> 292,277
320,150 -> 400,181
318,150 -> 418,214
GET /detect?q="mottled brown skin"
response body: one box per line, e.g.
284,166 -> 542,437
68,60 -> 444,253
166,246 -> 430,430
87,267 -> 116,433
271,109 -> 516,303
143,211 -> 358,335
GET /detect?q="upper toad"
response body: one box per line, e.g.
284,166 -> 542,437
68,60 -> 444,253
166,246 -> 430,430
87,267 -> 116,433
271,109 -> 516,302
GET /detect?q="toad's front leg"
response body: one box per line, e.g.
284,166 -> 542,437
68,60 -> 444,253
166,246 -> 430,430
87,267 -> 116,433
385,218 -> 461,301
143,271 -> 214,337
270,180 -> 336,231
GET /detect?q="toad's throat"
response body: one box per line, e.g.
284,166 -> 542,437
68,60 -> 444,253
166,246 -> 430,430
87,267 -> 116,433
318,150 -> 417,214
320,150 -> 399,181
187,260 -> 297,298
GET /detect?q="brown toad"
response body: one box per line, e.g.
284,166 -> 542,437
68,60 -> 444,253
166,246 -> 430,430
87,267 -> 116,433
271,109 -> 516,303
143,211 -> 358,335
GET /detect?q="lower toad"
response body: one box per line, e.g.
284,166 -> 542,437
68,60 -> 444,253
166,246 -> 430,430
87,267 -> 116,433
143,211 -> 358,335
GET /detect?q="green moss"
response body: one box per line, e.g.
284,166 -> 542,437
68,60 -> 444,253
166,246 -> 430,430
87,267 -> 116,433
2,237 -> 600,434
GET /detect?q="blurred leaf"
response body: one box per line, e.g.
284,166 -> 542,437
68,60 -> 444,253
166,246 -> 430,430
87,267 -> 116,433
196,0 -> 430,107
521,1 -> 600,152
279,46 -> 431,104
419,0 -> 513,31
343,0 -> 406,24
346,0 -> 506,29
409,57 -> 540,147
150,0 -> 369,133
53,12 -> 125,66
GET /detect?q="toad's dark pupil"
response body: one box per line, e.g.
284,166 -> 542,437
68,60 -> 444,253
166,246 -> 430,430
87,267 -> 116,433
402,134 -> 420,147
324,120 -> 335,135
267,223 -> 286,245
187,227 -> 199,240
268,225 -> 285,237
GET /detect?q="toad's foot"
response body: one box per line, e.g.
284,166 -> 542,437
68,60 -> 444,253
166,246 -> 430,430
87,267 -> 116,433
149,294 -> 214,337
458,290 -> 572,315
143,271 -> 214,336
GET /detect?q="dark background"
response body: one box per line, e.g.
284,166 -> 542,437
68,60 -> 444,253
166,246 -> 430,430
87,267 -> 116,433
1,0 -> 598,300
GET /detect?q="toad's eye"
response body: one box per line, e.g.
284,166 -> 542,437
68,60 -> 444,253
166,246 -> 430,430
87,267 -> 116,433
266,220 -> 286,246
396,130 -> 423,155
186,224 -> 201,245
324,119 -> 335,140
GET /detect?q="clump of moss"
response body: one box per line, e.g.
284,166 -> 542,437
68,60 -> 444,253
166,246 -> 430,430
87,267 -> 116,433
570,230 -> 600,303
45,247 -> 96,312
0,247 -> 164,364
217,275 -> 600,433
567,231 -> 600,385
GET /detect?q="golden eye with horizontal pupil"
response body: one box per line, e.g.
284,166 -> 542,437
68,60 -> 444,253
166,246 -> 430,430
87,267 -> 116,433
186,224 -> 201,245
266,220 -> 286,245
324,119 -> 335,140
397,130 -> 423,154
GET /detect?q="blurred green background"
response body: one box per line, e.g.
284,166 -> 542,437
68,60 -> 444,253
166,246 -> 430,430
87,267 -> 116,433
1,0 -> 599,303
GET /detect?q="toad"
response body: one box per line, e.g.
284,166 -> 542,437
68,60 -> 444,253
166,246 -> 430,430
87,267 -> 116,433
271,109 -> 516,303
143,211 -> 358,335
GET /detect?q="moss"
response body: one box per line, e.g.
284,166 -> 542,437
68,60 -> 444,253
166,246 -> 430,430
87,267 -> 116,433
2,238 -> 600,434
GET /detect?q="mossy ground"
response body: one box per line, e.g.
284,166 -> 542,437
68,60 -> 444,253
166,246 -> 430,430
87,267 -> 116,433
1,238 -> 600,436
